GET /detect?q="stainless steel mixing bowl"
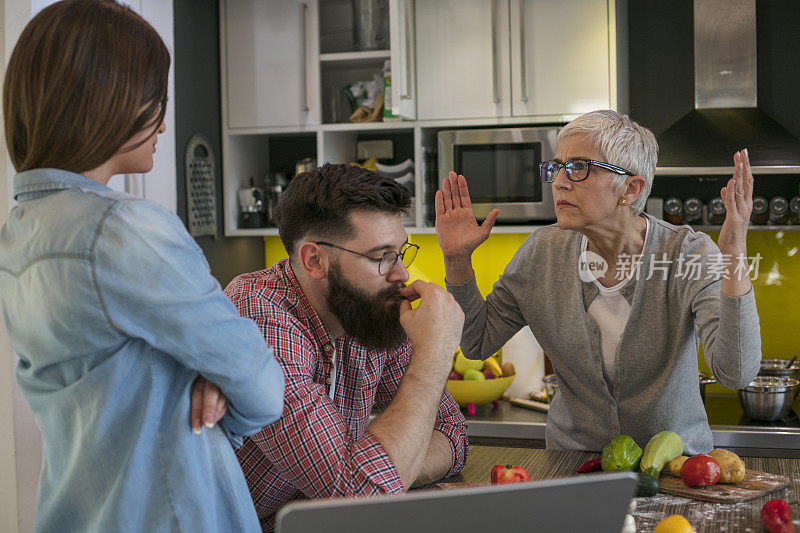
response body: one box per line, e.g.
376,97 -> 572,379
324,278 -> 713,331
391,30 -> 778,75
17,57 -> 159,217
737,376 -> 800,421
759,358 -> 800,381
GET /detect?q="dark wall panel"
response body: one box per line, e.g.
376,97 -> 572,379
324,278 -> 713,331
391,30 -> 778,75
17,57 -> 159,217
757,0 -> 800,139
627,0 -> 695,135
174,0 -> 265,288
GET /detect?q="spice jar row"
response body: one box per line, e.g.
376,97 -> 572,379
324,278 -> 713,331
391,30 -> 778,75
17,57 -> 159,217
656,195 -> 800,226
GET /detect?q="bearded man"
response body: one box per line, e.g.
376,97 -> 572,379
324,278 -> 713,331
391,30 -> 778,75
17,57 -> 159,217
224,163 -> 468,531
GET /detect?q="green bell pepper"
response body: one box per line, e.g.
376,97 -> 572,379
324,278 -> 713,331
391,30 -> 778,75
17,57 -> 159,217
601,435 -> 643,472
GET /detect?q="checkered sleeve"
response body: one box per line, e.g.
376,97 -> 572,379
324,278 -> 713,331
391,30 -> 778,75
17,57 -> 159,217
373,343 -> 469,478
245,312 -> 404,498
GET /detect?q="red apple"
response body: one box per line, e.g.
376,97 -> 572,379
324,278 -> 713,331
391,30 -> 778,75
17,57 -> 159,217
447,370 -> 463,380
681,455 -> 721,487
490,464 -> 530,484
482,369 -> 495,380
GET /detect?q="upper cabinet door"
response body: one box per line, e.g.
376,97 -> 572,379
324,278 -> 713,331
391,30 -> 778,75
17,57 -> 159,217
510,0 -> 610,117
415,0 -> 511,120
223,0 -> 320,129
389,0 -> 416,120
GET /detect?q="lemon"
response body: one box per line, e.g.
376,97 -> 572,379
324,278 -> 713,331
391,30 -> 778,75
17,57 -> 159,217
654,514 -> 695,533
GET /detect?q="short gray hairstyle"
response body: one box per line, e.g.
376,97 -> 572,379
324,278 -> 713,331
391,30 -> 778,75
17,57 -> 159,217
557,110 -> 658,215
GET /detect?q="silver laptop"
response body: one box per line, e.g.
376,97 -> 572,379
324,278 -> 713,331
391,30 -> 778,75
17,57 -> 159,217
275,471 -> 638,533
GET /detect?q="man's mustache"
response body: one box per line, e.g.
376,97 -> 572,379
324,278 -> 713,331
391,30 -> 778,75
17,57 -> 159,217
378,283 -> 406,301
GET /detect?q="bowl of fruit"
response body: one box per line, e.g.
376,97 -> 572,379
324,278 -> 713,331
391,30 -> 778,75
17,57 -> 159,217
446,348 -> 515,415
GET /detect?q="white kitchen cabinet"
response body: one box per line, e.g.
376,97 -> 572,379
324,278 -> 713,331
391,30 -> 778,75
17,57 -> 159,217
218,0 -> 628,236
510,0 -> 613,117
415,0 -> 511,120
222,0 -> 320,129
415,0 -> 624,121
389,0 -> 416,120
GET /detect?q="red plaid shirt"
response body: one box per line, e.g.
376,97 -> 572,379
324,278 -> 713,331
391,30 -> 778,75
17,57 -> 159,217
225,259 -> 469,531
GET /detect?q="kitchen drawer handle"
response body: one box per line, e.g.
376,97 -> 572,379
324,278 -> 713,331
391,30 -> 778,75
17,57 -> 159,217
491,0 -> 499,103
520,0 -> 528,102
301,3 -> 310,112
401,0 -> 415,100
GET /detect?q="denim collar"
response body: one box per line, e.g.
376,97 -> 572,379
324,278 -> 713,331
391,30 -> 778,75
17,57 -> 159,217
13,168 -> 111,201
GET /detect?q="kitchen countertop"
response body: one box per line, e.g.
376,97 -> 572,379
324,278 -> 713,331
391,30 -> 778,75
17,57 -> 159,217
437,445 -> 800,532
464,395 -> 800,457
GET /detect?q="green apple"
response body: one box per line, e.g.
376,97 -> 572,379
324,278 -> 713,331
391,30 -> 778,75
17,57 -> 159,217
463,369 -> 486,381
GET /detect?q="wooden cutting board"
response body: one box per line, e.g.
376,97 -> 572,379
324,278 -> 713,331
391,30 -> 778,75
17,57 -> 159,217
659,469 -> 789,503
438,469 -> 790,504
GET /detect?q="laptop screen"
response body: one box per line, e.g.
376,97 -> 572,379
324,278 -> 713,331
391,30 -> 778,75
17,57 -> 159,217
276,471 -> 638,533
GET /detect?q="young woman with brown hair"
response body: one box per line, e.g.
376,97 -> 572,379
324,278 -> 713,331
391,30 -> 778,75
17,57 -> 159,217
1,1 -> 283,530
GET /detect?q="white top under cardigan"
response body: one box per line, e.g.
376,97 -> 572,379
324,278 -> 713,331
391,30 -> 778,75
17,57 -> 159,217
582,218 -> 651,391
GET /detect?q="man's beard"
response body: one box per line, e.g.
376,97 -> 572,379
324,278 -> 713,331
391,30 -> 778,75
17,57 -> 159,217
326,261 -> 406,350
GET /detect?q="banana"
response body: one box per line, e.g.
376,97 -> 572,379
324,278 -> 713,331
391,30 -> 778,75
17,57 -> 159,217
452,347 -> 462,368
482,356 -> 503,378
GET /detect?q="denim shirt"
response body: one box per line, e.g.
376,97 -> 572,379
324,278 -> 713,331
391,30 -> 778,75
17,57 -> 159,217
0,169 -> 285,532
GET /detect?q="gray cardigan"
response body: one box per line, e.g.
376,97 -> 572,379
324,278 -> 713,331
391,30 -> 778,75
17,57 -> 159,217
447,214 -> 761,454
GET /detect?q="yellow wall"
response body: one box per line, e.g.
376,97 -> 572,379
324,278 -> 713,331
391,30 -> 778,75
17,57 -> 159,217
266,229 -> 800,392
265,232 -> 531,296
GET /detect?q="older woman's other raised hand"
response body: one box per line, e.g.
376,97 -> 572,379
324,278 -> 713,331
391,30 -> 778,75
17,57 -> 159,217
718,149 -> 754,297
436,172 -> 499,284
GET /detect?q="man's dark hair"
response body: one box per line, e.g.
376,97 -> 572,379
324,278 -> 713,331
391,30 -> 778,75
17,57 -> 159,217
275,163 -> 412,255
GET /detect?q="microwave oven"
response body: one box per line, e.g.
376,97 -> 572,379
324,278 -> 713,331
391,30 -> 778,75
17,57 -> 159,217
437,127 -> 559,222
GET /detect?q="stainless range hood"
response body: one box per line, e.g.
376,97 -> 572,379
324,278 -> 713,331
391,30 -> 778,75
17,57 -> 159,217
656,0 -> 800,168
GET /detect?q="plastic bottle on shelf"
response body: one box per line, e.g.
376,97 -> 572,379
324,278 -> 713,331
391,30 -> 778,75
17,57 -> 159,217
382,59 -> 397,121
768,196 -> 789,225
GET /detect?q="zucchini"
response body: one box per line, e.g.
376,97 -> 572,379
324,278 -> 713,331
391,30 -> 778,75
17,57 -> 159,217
640,431 -> 684,478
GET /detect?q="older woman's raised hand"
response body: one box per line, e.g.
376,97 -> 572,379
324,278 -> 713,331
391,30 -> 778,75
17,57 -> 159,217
435,172 -> 499,283
718,149 -> 754,296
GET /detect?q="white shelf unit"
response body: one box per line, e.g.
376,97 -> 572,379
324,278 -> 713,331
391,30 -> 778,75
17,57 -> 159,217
221,131 -> 317,237
221,120 -> 565,237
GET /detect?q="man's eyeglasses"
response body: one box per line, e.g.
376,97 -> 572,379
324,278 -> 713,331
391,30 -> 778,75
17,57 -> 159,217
539,158 -> 634,183
315,241 -> 420,276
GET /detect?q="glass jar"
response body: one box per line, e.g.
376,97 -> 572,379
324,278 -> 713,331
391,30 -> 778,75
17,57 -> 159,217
789,196 -> 800,225
708,196 -> 726,225
751,196 -> 769,225
663,197 -> 683,225
353,0 -> 389,51
683,197 -> 703,224
768,196 -> 789,225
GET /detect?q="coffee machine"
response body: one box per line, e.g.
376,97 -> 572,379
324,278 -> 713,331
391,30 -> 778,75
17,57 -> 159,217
238,177 -> 267,229
265,172 -> 289,226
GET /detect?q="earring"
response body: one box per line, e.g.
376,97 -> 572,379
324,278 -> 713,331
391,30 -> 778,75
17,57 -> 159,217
620,198 -> 627,205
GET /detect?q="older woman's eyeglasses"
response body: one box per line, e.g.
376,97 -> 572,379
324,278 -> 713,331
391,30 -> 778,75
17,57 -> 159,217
315,241 -> 419,276
539,158 -> 634,183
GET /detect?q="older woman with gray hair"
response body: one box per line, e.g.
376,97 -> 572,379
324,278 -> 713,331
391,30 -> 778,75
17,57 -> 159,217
436,109 -> 761,454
